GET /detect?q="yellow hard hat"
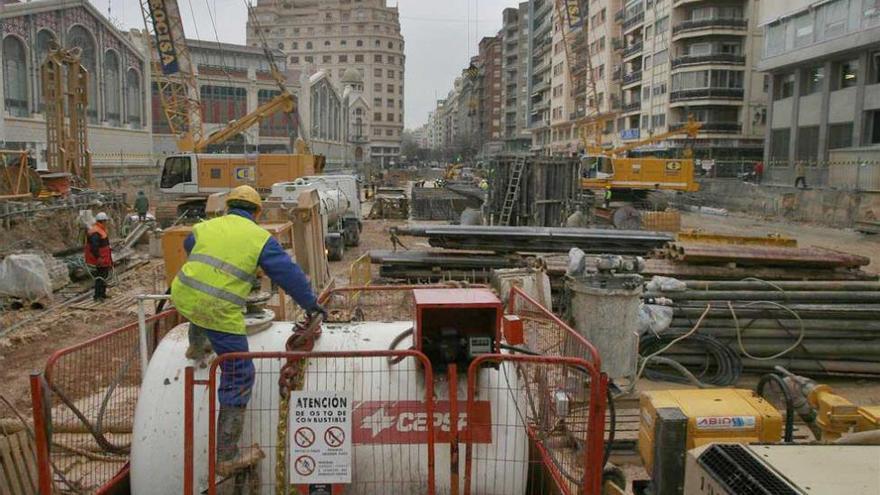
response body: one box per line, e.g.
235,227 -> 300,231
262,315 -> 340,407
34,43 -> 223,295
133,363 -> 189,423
605,185 -> 612,189
227,185 -> 262,208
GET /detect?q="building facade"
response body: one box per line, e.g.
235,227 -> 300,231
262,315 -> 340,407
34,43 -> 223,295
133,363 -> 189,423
247,0 -> 404,167
1,0 -> 151,176
500,4 -> 532,151
528,0 -> 554,151
144,38 -> 294,155
617,0 -> 766,158
760,0 -> 880,164
477,35 -> 504,155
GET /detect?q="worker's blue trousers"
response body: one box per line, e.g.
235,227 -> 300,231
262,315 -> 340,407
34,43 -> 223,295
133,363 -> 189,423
189,323 -> 255,408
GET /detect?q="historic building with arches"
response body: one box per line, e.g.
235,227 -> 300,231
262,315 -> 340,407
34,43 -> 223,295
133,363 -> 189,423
0,0 -> 152,188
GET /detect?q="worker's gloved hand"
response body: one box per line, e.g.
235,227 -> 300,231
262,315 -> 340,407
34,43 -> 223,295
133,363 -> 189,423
307,304 -> 328,322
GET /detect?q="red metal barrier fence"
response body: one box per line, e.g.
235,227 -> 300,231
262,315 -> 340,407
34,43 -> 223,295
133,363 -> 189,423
33,308 -> 181,493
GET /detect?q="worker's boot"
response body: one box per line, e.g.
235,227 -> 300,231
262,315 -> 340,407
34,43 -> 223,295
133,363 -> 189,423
216,407 -> 264,477
186,325 -> 214,360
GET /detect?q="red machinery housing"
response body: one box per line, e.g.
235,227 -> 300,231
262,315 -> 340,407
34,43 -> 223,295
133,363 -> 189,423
413,288 -> 502,370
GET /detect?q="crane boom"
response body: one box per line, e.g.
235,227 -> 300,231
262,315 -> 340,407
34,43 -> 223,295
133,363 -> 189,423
140,0 -> 204,152
606,117 -> 701,157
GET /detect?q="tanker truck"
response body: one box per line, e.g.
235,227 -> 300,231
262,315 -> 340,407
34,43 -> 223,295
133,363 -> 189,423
268,175 -> 362,261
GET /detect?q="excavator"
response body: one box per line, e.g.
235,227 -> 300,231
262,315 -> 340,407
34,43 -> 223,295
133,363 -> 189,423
142,0 -> 321,224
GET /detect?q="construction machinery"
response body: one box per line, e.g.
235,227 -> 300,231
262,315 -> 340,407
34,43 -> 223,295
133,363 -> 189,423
268,175 -> 363,261
41,43 -> 91,186
580,118 -> 702,197
141,0 -> 320,224
635,367 -> 880,495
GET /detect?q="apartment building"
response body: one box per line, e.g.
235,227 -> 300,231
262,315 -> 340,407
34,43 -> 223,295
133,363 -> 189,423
618,0 -> 766,158
501,4 -> 532,151
528,0 -> 554,151
246,0 -> 405,167
477,36 -> 504,155
760,0 -> 880,164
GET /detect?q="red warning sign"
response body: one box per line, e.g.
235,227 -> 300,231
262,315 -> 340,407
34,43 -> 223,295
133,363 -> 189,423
294,455 -> 316,477
294,427 -> 316,448
353,400 -> 492,444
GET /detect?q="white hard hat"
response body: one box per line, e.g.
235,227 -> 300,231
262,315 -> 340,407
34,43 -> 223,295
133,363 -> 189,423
95,212 -> 109,221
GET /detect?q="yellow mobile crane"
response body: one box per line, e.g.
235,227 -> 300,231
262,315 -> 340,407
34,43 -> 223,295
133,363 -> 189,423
581,117 -> 702,194
141,0 -> 320,223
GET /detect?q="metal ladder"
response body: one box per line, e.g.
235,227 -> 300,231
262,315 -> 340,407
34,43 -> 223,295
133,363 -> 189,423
499,156 -> 527,226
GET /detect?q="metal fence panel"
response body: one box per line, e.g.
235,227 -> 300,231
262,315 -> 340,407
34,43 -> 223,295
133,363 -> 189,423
204,351 -> 436,495
38,309 -> 181,493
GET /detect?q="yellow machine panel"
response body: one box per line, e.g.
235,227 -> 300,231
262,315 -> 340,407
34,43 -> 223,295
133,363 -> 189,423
582,157 -> 699,192
195,154 -> 318,192
638,389 -> 782,473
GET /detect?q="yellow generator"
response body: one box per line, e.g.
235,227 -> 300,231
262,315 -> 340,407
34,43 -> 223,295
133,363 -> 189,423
637,389 -> 782,494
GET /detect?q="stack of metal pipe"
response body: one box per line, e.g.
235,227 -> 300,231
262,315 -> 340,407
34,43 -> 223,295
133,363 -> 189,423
646,280 -> 880,377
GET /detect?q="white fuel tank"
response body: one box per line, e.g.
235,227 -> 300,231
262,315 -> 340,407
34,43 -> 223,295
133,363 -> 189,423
130,321 -> 528,494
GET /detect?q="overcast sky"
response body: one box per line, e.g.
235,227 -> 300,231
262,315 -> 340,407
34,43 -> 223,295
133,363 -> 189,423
95,0 -> 522,129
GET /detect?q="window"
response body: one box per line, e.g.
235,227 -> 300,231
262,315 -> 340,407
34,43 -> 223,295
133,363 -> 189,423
388,41 -> 394,49
374,127 -> 382,136
651,113 -> 666,127
305,56 -> 314,63
355,54 -> 364,62
687,42 -> 711,56
126,69 -> 142,128
339,55 -> 348,63
375,54 -> 383,63
654,49 -> 668,65
374,97 -> 382,107
374,68 -> 383,77
388,56 -> 396,64
770,129 -> 791,160
388,69 -> 395,78
341,40 -> 348,46
775,73 -> 795,99
642,86 -> 651,100
103,50 -> 121,125
795,126 -> 820,162
387,84 -> 394,92
387,98 -> 394,107
386,129 -> 393,136
387,113 -> 394,122
306,41 -> 313,49
292,42 -> 299,49
200,86 -> 247,123
802,66 -> 824,95
374,112 -> 382,121
828,122 -> 854,149
278,42 -> 284,50
374,83 -> 382,92
68,26 -> 98,121
793,13 -> 814,48
357,39 -> 364,47
323,55 -> 331,63
654,16 -> 669,35
836,60 -> 859,89
324,40 -> 331,47
823,0 -> 848,39
653,83 -> 667,96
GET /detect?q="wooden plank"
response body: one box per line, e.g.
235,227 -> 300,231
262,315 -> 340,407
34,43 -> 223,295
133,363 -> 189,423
0,451 -> 13,495
0,439 -> 24,495
4,434 -> 30,495
9,433 -> 36,494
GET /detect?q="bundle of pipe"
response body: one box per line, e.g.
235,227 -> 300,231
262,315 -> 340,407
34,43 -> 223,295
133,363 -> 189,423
644,280 -> 880,377
391,225 -> 674,255
660,243 -> 870,269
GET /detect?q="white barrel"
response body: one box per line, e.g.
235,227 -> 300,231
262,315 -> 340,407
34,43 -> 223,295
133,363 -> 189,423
130,321 -> 528,494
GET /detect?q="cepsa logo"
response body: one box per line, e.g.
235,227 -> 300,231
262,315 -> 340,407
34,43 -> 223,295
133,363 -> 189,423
353,401 -> 492,444
695,416 -> 756,430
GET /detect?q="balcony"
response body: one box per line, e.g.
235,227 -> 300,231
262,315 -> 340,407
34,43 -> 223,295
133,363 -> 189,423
671,54 -> 745,68
673,18 -> 747,36
622,12 -> 645,31
671,121 -> 742,134
532,80 -> 550,94
570,110 -> 587,121
623,41 -> 643,58
612,67 -> 621,81
531,99 -> 550,112
614,9 -> 625,22
669,88 -> 744,102
622,70 -> 642,85
623,101 -> 642,113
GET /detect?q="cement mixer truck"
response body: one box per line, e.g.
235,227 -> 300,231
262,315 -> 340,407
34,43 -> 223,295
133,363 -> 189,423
268,175 -> 362,261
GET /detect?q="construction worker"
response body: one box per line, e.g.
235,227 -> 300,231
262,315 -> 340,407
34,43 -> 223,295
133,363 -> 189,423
84,212 -> 112,301
603,185 -> 613,209
134,191 -> 149,222
171,185 -> 327,477
479,178 -> 489,191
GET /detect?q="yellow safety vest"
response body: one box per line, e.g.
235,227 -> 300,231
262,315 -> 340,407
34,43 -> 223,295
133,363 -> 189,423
171,214 -> 271,334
